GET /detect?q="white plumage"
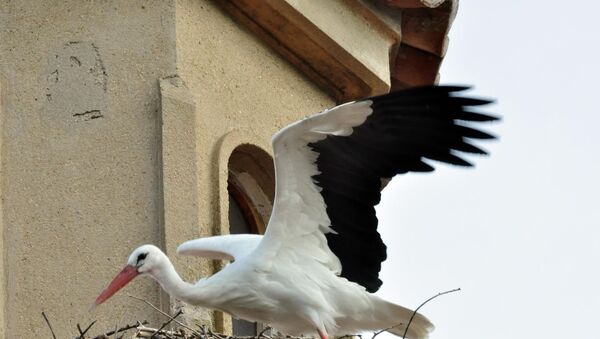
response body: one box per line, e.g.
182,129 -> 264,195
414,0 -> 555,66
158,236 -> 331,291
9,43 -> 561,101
95,86 -> 496,339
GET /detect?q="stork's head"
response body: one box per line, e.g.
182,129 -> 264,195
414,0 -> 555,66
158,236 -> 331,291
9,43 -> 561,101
94,244 -> 165,306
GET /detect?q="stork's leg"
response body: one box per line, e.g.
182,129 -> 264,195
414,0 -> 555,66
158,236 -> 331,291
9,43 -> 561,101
317,328 -> 328,339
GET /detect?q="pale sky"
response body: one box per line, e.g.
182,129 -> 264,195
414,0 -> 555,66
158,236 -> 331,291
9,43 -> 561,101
375,2 -> 600,339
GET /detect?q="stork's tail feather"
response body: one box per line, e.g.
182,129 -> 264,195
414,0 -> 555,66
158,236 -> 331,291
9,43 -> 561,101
380,300 -> 434,339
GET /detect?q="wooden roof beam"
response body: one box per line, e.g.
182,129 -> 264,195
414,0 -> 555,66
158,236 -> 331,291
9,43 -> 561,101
391,43 -> 441,90
400,1 -> 458,56
219,0 -> 400,102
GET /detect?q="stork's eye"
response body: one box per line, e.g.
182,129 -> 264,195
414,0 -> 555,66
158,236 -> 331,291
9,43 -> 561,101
136,252 -> 148,263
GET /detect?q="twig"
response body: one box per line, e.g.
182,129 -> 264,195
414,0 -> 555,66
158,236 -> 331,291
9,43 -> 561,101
41,311 -> 57,339
128,295 -> 203,337
370,288 -> 461,339
372,325 -> 397,339
76,320 -> 97,338
152,309 -> 183,338
401,288 -> 461,339
258,326 -> 272,338
207,327 -> 224,339
200,324 -> 209,339
136,326 -> 189,338
114,308 -> 129,339
92,320 -> 148,339
113,323 -> 119,339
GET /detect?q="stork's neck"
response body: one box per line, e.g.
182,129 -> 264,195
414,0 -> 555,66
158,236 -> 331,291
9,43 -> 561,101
150,257 -> 202,305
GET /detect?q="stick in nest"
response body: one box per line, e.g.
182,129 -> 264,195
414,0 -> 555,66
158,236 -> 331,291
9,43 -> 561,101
152,309 -> 184,337
41,311 -> 57,339
371,288 -> 461,339
76,320 -> 97,338
128,294 -> 203,337
91,320 -> 148,339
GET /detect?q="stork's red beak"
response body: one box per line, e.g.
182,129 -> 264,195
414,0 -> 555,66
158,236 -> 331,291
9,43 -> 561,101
94,265 -> 139,306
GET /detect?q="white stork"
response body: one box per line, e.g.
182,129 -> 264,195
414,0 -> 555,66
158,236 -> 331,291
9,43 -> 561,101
94,86 -> 496,339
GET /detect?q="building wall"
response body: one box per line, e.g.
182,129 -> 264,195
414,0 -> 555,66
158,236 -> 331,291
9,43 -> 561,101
0,1 -> 179,336
0,0 -> 332,337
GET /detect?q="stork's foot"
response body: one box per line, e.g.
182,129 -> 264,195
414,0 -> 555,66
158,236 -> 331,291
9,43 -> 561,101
317,328 -> 328,339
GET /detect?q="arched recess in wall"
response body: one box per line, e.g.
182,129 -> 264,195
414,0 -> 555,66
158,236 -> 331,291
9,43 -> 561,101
227,144 -> 275,335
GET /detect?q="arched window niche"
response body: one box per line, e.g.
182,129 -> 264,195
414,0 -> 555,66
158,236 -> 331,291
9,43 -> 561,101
226,144 -> 275,336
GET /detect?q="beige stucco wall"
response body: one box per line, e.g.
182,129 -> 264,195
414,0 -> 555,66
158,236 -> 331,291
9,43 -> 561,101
0,1 -> 178,337
0,0 -> 332,337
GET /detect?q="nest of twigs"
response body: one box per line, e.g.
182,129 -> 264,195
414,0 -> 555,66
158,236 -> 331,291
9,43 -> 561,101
92,322 -> 291,339
133,325 -> 288,339
42,289 -> 460,339
44,313 -> 299,339
43,297 -> 302,339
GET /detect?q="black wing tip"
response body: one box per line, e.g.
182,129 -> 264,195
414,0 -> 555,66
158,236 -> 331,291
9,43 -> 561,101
412,160 -> 436,172
438,84 -> 472,92
485,113 -> 502,122
457,111 -> 501,122
454,141 -> 490,155
425,152 -> 474,167
474,129 -> 498,140
451,122 -> 498,140
455,97 -> 495,106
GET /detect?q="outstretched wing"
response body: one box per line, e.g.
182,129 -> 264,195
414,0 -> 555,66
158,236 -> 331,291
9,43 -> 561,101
257,86 -> 497,292
177,234 -> 263,261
